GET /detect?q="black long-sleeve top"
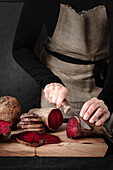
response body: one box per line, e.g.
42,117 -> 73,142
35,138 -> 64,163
12,0 -> 113,113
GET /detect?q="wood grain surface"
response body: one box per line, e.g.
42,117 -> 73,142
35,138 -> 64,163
0,124 -> 108,157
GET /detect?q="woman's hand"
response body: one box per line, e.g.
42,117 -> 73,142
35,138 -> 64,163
44,83 -> 68,108
80,97 -> 110,126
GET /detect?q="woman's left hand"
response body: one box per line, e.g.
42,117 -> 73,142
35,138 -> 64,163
80,97 -> 110,126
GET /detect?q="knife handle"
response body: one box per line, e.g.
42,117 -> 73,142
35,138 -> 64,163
61,98 -> 71,115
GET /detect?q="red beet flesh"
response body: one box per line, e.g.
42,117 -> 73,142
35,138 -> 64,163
0,120 -> 11,135
66,117 -> 79,138
11,131 -> 44,147
13,131 -> 43,142
48,109 -> 63,130
19,131 -> 43,143
44,134 -> 61,144
11,132 -> 61,146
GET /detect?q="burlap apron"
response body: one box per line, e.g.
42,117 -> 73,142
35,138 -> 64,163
40,4 -> 109,118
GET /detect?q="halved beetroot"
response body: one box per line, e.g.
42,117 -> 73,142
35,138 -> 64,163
48,109 -> 63,130
66,116 -> 109,139
66,117 -> 80,138
28,108 -> 63,131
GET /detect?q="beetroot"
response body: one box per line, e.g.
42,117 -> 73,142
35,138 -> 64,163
0,96 -> 21,128
28,107 -> 63,131
66,116 -> 111,139
20,131 -> 42,143
0,120 -> 11,137
44,134 -> 61,144
11,131 -> 62,147
17,112 -> 45,134
11,131 -> 44,147
62,99 -> 112,139
48,109 -> 63,130
66,117 -> 80,138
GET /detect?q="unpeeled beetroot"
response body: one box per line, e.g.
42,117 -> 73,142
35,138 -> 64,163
28,108 -> 63,131
0,120 -> 11,137
66,116 -> 110,139
11,131 -> 61,147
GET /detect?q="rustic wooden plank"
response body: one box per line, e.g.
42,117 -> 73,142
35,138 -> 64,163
0,124 -> 108,157
0,142 -> 36,157
35,124 -> 108,157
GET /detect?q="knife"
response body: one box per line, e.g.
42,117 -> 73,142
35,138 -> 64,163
61,99 -> 91,130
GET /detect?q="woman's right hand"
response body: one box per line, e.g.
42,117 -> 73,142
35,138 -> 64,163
44,83 -> 68,108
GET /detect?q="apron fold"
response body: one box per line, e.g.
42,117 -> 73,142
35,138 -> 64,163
39,4 -> 109,117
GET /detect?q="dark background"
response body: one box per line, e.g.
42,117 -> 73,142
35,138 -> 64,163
0,0 -> 113,169
0,0 -> 41,113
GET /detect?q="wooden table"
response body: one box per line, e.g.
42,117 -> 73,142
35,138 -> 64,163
0,124 -> 108,157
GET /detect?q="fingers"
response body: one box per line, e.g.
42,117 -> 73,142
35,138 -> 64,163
80,97 -> 97,118
48,88 -> 59,104
80,97 -> 110,126
95,111 -> 110,126
56,95 -> 65,108
44,83 -> 68,108
89,107 -> 105,123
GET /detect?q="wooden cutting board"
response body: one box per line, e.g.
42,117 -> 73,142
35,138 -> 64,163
0,124 -> 108,157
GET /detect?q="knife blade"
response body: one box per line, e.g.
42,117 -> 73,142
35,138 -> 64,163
61,99 -> 91,130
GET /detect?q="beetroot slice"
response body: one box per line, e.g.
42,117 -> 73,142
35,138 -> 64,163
48,109 -> 63,130
11,131 -> 44,147
44,134 -> 61,144
66,117 -> 80,138
11,131 -> 62,146
0,120 -> 11,135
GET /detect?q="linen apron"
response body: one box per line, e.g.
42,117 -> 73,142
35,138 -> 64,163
40,4 -> 109,118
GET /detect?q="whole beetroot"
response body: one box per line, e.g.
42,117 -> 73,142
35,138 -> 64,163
0,96 -> 21,128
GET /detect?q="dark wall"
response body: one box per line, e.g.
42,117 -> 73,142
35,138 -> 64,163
0,0 -> 41,113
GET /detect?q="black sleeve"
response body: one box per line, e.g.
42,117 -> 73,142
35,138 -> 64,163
12,0 -> 64,89
98,0 -> 113,113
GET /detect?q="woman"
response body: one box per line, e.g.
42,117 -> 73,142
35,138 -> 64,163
12,0 -> 113,135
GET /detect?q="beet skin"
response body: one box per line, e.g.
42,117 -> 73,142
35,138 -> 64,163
66,116 -> 110,139
28,107 -> 63,131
